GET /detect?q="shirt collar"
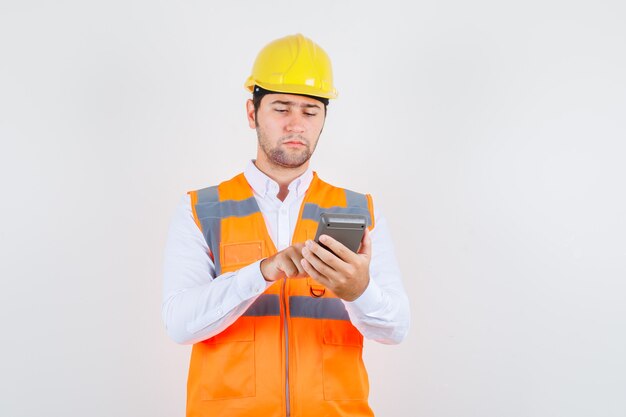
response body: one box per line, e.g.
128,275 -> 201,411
244,160 -> 314,199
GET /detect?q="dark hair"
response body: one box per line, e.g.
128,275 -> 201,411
252,85 -> 328,120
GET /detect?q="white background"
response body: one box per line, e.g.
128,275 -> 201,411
1,1 -> 625,416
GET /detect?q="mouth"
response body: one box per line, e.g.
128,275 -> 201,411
282,140 -> 306,147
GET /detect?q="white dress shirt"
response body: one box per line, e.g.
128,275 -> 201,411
162,161 -> 410,345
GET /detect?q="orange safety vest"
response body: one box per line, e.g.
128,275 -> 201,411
187,172 -> 376,417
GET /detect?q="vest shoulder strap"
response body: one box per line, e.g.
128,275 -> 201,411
188,173 -> 260,272
305,174 -> 376,230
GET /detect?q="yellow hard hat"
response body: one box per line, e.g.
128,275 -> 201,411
244,33 -> 337,99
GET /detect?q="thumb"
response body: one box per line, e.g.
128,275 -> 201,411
357,227 -> 372,258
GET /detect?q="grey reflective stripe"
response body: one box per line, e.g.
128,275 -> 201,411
301,188 -> 371,226
302,202 -> 371,226
195,197 -> 260,220
301,205 -> 372,228
194,186 -> 222,275
289,296 -> 350,321
196,185 -> 218,205
203,217 -> 222,276
194,187 -> 262,276
242,294 -> 280,317
344,189 -> 370,219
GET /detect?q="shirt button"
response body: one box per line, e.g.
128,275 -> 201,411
217,308 -> 223,315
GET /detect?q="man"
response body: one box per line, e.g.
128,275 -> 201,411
163,33 -> 410,417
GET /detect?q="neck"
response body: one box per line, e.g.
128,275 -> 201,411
253,158 -> 309,201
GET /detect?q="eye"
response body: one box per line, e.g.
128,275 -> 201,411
275,108 -> 287,113
304,112 -> 318,117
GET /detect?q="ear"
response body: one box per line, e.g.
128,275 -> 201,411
246,99 -> 256,129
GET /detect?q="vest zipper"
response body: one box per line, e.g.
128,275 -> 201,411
282,277 -> 291,417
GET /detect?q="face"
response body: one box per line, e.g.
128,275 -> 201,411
247,93 -> 326,169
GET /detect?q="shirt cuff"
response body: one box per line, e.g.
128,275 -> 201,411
235,260 -> 273,299
344,278 -> 384,315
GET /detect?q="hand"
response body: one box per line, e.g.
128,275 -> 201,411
260,243 -> 307,282
300,228 -> 372,301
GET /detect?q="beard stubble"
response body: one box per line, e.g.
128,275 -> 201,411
257,131 -> 317,168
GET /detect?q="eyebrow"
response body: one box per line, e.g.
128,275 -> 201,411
270,100 -> 321,109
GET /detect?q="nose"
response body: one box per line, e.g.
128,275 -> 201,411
285,112 -> 305,133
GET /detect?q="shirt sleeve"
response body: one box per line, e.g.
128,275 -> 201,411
342,206 -> 411,345
161,194 -> 274,345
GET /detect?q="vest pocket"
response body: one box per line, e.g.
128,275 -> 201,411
221,241 -> 264,271
321,319 -> 368,400
201,318 -> 256,400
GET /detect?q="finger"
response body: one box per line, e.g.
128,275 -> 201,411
302,246 -> 336,278
279,258 -> 299,278
290,251 -> 307,276
305,239 -> 343,268
300,258 -> 332,287
279,245 -> 305,277
357,227 -> 372,257
318,234 -> 354,263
